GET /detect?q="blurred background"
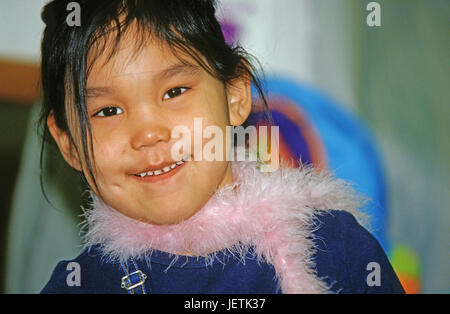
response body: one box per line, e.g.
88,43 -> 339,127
0,0 -> 448,293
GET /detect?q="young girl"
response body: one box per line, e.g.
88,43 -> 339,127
40,0 -> 404,294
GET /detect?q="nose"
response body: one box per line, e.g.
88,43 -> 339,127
129,116 -> 172,151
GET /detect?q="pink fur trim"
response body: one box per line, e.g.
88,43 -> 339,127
81,161 -> 364,294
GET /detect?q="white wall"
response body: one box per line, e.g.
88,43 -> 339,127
0,0 -> 48,63
218,0 -> 358,110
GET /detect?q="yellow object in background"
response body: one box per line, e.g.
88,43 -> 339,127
390,244 -> 422,294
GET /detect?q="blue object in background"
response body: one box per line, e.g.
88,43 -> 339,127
251,76 -> 390,253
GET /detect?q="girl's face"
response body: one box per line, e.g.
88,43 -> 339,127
48,29 -> 252,225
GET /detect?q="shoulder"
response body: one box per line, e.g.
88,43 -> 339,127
310,210 -> 405,294
40,245 -> 123,294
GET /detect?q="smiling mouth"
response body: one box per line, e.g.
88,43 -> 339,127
133,157 -> 189,178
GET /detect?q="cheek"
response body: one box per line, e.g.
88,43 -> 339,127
204,87 -> 230,124
89,132 -> 127,177
190,81 -> 230,124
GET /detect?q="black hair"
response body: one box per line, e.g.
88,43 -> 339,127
39,0 -> 272,198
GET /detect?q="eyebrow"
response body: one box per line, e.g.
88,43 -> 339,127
86,63 -> 201,98
86,86 -> 114,98
156,63 -> 202,81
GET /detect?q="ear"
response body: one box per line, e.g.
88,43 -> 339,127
226,71 -> 252,126
47,112 -> 83,171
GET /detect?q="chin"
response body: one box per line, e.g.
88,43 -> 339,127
140,207 -> 198,226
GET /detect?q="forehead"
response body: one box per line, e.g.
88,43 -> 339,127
87,27 -> 198,83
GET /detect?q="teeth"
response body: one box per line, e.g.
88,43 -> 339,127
135,159 -> 187,178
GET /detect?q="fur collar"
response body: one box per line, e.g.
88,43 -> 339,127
81,161 -> 364,293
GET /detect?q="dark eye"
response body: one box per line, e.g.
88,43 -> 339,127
163,87 -> 189,100
94,106 -> 123,117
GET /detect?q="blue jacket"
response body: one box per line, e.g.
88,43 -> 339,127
41,210 -> 405,294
